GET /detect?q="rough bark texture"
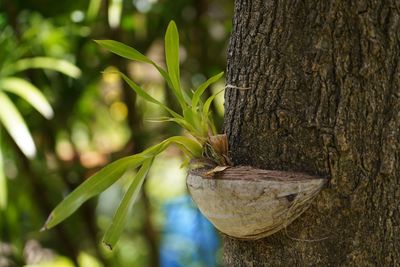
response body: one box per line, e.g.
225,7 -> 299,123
223,0 -> 400,266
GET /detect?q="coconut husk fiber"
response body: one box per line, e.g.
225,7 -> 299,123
187,164 -> 327,240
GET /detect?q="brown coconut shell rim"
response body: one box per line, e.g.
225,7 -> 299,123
191,165 -> 328,183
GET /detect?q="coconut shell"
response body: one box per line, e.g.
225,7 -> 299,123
187,166 -> 327,240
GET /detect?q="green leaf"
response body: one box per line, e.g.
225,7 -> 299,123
95,40 -> 173,88
165,136 -> 202,158
192,72 -> 224,112
96,25 -> 190,112
0,77 -> 54,119
103,158 -> 153,250
146,117 -> 197,134
44,135 -> 202,232
0,149 -> 6,209
95,40 -> 152,64
139,136 -> 202,158
0,92 -> 36,158
165,21 -> 186,109
42,154 -> 147,230
183,108 -> 203,136
202,89 -> 224,135
11,57 -> 81,78
113,71 -> 182,119
202,89 -> 224,118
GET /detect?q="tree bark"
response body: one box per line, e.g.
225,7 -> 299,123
223,0 -> 400,266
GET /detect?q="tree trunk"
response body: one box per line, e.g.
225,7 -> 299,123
223,0 -> 400,266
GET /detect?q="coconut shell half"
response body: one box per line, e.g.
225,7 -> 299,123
187,166 -> 327,240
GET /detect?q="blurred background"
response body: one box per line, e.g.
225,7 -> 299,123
0,0 -> 233,266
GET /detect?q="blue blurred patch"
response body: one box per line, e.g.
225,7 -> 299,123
160,195 -> 219,267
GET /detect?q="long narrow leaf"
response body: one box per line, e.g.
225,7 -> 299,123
183,108 -> 204,137
139,136 -> 202,159
0,77 -> 54,119
165,21 -> 186,109
202,89 -> 224,118
11,57 -> 81,78
138,141 -> 170,158
146,116 -> 197,134
95,40 -> 152,64
191,72 -> 224,112
42,154 -> 147,230
0,92 -> 36,158
202,89 -> 224,135
43,136 -> 202,232
116,71 -> 182,119
166,136 -> 202,158
95,40 -> 174,89
103,158 -> 153,250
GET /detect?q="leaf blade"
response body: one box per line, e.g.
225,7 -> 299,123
138,136 -> 202,158
191,72 -> 224,112
95,40 -> 152,64
146,116 -> 197,134
95,40 -> 174,89
165,21 -> 180,89
43,154 -> 147,230
166,136 -> 202,158
12,57 -> 81,78
102,158 -> 153,250
202,89 -> 224,118
202,89 -> 224,135
114,71 -> 182,119
0,92 -> 36,158
0,77 -> 54,119
164,21 -> 186,109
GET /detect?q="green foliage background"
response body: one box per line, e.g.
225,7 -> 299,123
0,0 -> 232,266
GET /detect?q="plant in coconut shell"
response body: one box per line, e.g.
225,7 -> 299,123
44,21 -> 328,246
42,21 -> 228,249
